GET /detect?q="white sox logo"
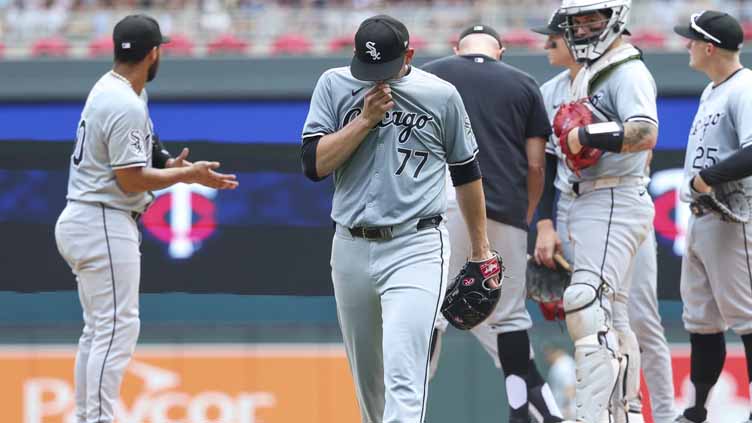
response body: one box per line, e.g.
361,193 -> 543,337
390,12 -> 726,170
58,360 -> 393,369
343,107 -> 433,143
365,41 -> 381,61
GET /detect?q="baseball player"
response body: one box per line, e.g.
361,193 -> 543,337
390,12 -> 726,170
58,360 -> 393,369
533,1 -> 659,422
300,15 -> 497,423
532,12 -> 676,423
421,25 -> 563,423
673,11 -> 752,423
54,15 -> 238,423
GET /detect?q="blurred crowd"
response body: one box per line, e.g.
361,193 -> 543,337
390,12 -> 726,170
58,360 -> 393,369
0,0 -> 751,57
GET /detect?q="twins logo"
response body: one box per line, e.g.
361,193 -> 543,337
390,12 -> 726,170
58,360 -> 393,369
142,183 -> 218,259
343,108 -> 433,143
365,41 -> 381,61
649,168 -> 691,256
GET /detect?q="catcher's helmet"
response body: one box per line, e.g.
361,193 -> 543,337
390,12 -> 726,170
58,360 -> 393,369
558,0 -> 631,63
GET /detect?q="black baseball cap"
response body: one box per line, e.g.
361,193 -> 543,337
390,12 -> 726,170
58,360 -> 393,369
113,14 -> 170,60
459,24 -> 501,45
350,15 -> 410,81
531,11 -> 566,35
674,10 -> 743,51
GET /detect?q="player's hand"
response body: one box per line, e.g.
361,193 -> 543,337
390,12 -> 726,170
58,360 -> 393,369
167,147 -> 191,168
469,245 -> 500,289
534,219 -> 562,269
361,83 -> 394,126
187,161 -> 239,190
691,174 -> 712,193
566,128 -> 583,155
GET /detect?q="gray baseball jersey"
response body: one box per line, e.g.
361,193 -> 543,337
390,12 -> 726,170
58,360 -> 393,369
542,67 -> 674,421
302,66 -> 478,227
541,70 -> 575,194
680,67 -> 752,336
55,70 -> 151,423
680,68 -> 752,201
553,49 -> 658,423
66,71 -> 155,213
573,59 -> 658,182
304,65 -> 477,423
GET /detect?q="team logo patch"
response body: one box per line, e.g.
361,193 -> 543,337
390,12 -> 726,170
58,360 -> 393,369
590,92 -> 605,107
129,129 -> 144,154
464,115 -> 473,137
365,41 -> 381,61
462,277 -> 475,286
480,260 -> 499,278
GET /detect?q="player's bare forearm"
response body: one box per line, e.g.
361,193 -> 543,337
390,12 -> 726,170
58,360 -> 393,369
315,84 -> 393,177
455,178 -> 492,260
315,115 -> 373,176
116,166 -> 194,192
526,137 -> 546,223
116,162 -> 237,193
621,122 -> 658,153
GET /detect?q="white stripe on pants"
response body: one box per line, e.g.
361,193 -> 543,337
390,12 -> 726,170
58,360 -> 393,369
331,221 -> 449,423
55,201 -> 141,423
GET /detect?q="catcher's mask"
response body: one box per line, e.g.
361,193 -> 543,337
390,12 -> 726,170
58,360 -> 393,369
558,0 -> 631,63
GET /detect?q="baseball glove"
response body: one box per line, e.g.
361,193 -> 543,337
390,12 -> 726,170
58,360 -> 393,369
553,100 -> 604,174
689,179 -> 752,223
441,253 -> 503,330
525,254 -> 571,321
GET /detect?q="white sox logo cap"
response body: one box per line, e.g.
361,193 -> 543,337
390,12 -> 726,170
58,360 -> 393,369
351,14 -> 410,81
674,10 -> 744,51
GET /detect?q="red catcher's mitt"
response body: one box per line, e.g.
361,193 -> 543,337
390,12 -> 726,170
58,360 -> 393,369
553,101 -> 603,174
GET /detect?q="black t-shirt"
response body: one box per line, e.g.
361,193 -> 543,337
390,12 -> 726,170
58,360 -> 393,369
422,54 -> 552,231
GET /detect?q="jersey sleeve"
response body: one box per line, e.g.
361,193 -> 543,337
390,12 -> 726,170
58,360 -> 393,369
107,103 -> 148,170
613,64 -> 659,127
443,88 -> 478,166
302,71 -> 337,141
731,87 -> 752,148
525,81 -> 554,139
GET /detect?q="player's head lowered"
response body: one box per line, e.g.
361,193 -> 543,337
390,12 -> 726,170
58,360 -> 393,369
453,24 -> 503,60
350,15 -> 414,82
113,14 -> 171,82
674,10 -> 744,71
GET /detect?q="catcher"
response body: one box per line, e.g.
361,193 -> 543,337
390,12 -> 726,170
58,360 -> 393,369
674,11 -> 752,423
537,1 -> 660,422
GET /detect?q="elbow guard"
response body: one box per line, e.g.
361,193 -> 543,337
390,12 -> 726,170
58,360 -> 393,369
449,158 -> 482,186
151,134 -> 172,169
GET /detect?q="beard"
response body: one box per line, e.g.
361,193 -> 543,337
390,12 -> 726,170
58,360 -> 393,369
147,57 -> 160,82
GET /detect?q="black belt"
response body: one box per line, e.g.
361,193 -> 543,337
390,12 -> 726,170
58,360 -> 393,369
572,182 -> 581,196
349,215 -> 442,240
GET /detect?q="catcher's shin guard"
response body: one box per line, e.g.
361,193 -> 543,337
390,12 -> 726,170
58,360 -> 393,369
563,282 -> 619,423
612,327 -> 642,423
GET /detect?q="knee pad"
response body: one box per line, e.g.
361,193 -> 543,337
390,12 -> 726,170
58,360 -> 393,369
563,282 -> 606,343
